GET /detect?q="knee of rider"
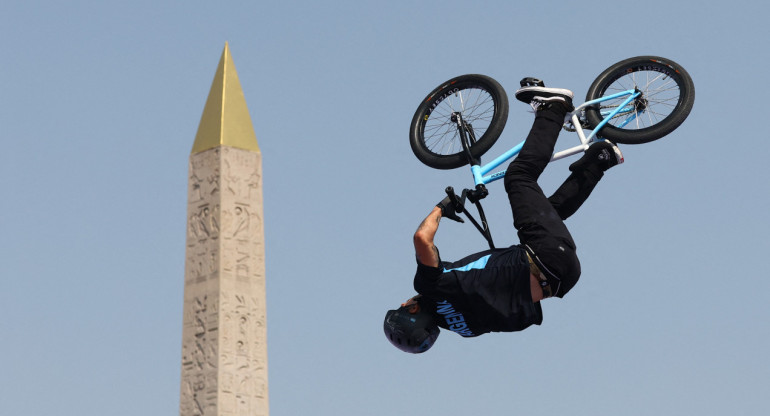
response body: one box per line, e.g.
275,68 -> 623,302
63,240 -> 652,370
504,164 -> 534,191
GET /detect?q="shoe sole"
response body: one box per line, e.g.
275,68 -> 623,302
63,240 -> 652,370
515,86 -> 574,103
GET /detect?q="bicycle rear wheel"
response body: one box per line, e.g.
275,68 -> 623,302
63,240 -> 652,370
585,56 -> 695,144
410,74 -> 508,169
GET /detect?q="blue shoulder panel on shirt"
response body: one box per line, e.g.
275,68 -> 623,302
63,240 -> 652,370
443,254 -> 491,273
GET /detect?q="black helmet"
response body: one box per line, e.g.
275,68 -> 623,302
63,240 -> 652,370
383,304 -> 440,354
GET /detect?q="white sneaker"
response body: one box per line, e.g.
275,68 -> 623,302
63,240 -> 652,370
515,85 -> 574,112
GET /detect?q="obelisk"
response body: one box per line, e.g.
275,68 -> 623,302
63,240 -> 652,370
180,43 -> 268,416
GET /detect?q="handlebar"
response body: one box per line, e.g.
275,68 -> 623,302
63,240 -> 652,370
444,185 -> 495,249
445,186 -> 465,214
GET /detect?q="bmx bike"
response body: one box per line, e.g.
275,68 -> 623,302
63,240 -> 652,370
409,55 -> 695,249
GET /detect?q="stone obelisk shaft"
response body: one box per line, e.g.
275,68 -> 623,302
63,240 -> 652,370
180,43 -> 268,416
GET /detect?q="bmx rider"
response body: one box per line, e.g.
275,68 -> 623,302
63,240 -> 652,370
384,82 -> 624,353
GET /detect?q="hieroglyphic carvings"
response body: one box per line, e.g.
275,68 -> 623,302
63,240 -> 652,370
180,294 -> 219,416
219,292 -> 268,414
181,146 -> 268,416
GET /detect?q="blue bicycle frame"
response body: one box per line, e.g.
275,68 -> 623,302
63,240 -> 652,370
468,90 -> 641,186
447,89 -> 641,249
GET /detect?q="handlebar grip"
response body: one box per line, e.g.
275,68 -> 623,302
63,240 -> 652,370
445,186 -> 463,213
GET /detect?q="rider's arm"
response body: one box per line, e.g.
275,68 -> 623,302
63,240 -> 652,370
414,207 -> 442,268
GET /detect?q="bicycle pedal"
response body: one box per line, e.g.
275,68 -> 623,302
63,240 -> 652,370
519,77 -> 545,88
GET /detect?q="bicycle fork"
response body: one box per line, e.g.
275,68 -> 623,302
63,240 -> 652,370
449,112 -> 495,249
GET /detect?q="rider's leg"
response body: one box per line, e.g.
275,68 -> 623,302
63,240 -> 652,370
547,168 -> 603,220
504,100 -> 581,298
549,140 -> 624,220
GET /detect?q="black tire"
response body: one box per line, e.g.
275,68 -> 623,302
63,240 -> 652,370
410,74 -> 509,169
585,56 -> 695,144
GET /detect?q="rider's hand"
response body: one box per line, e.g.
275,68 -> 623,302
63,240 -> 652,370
436,196 -> 464,223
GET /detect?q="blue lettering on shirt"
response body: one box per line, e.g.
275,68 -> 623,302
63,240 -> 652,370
435,300 -> 475,337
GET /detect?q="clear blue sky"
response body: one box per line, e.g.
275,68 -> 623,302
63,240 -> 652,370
2,1 -> 768,415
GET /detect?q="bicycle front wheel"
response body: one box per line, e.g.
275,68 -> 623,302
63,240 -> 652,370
410,74 -> 509,169
585,56 -> 695,144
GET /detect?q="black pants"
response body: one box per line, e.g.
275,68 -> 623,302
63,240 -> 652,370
504,106 -> 605,297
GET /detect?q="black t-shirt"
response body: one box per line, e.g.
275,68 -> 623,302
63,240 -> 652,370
413,245 -> 543,337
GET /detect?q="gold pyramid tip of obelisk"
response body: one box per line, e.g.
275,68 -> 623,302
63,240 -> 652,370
191,42 -> 259,154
